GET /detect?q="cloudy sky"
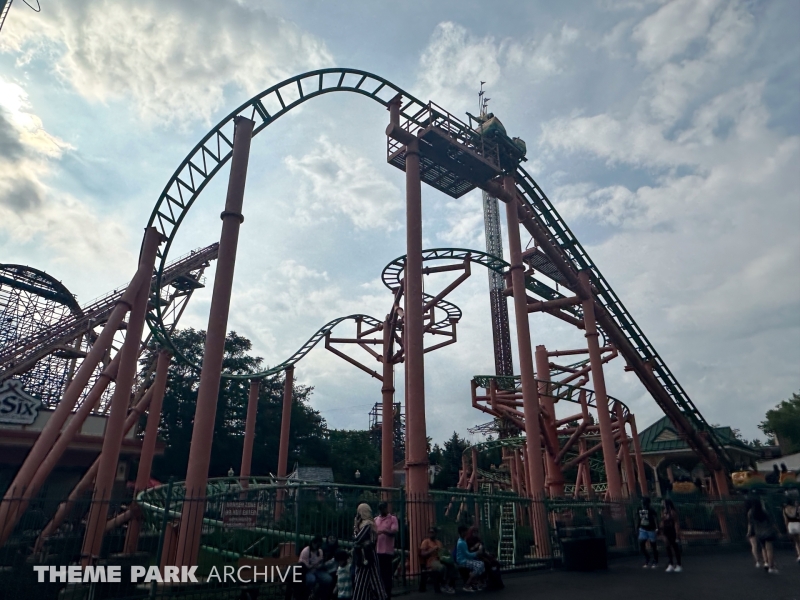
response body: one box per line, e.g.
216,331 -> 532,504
1,0 -> 797,445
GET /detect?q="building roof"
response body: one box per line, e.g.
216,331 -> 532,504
756,452 -> 800,472
288,465 -> 334,483
638,416 -> 758,457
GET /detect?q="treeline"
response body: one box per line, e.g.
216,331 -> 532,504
139,329 -> 497,490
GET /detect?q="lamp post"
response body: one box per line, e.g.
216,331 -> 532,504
355,469 -> 361,482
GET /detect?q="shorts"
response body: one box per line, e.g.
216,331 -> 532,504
788,522 -> 800,535
638,529 -> 657,543
462,559 -> 485,576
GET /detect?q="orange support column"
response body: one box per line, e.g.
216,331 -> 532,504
535,345 -> 564,497
81,227 -> 163,565
275,367 -> 294,521
175,117 -> 254,567
578,271 -> 623,502
124,350 -> 171,554
503,176 -> 549,557
628,415 -> 648,496
381,317 -> 395,490
615,403 -> 637,498
239,379 -> 261,489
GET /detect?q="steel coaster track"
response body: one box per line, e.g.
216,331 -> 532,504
142,67 -> 727,470
382,247 -> 589,323
472,375 -> 632,419
465,436 -> 606,479
0,243 -> 219,380
511,168 -> 731,469
145,68 -> 441,374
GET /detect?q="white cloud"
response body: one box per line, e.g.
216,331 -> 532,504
632,0 -> 721,67
1,0 -> 333,127
0,75 -> 132,276
284,136 -> 403,231
415,21 -> 578,114
436,190 -> 485,247
536,4 -> 800,438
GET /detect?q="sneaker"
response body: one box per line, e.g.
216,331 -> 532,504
463,585 -> 477,593
768,568 -> 779,574
643,562 -> 650,569
674,566 -> 682,573
755,562 -> 763,569
442,587 -> 456,595
665,565 -> 674,573
650,563 -> 659,569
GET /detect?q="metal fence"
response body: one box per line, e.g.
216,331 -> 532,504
0,482 -> 793,600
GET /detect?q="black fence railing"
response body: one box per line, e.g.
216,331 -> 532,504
0,484 -> 793,600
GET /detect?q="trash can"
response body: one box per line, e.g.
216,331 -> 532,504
558,525 -> 608,571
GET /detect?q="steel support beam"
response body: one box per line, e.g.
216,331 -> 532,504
124,350 -> 171,553
175,117 -> 254,567
81,227 -> 163,564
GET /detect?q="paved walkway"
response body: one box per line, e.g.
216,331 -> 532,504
414,549 -> 799,600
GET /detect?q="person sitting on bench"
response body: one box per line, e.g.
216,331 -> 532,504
419,527 -> 456,594
300,535 -> 333,599
456,525 -> 484,592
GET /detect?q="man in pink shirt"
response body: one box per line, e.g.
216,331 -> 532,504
375,502 -> 399,597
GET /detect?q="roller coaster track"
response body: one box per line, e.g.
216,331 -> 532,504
510,169 -> 732,471
381,247 -> 593,335
142,67 -> 730,473
0,243 -> 219,381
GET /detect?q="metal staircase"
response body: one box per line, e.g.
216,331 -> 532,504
497,502 -> 516,567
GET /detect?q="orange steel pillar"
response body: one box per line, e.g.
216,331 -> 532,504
239,379 -> 261,488
503,176 -> 549,557
578,270 -> 623,502
81,227 -> 163,564
275,366 -> 294,521
615,403 -> 636,498
175,117 -> 254,567
628,415 -> 648,496
535,345 -> 564,497
124,350 -> 171,554
403,136 -> 429,497
381,317 -> 395,490
402,131 -> 430,574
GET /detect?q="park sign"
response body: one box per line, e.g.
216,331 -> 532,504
0,379 -> 42,425
222,501 -> 258,529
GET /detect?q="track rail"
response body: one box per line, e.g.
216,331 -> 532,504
511,168 -> 732,470
143,67 -> 729,472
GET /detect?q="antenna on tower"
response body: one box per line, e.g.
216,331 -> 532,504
479,81 -> 488,117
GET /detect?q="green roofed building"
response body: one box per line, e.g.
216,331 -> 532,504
637,416 -> 760,497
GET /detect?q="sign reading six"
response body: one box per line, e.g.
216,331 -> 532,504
0,380 -> 42,425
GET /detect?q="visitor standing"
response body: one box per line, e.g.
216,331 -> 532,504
637,497 -> 659,568
375,502 -> 398,598
352,503 -> 387,600
746,496 -> 779,574
782,490 -> 800,563
334,550 -> 353,600
660,499 -> 682,572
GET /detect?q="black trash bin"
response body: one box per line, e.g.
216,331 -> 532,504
561,536 -> 607,571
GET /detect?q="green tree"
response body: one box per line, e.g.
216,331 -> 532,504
328,430 -> 381,485
759,391 -> 800,454
432,432 -> 470,489
144,329 -> 327,481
